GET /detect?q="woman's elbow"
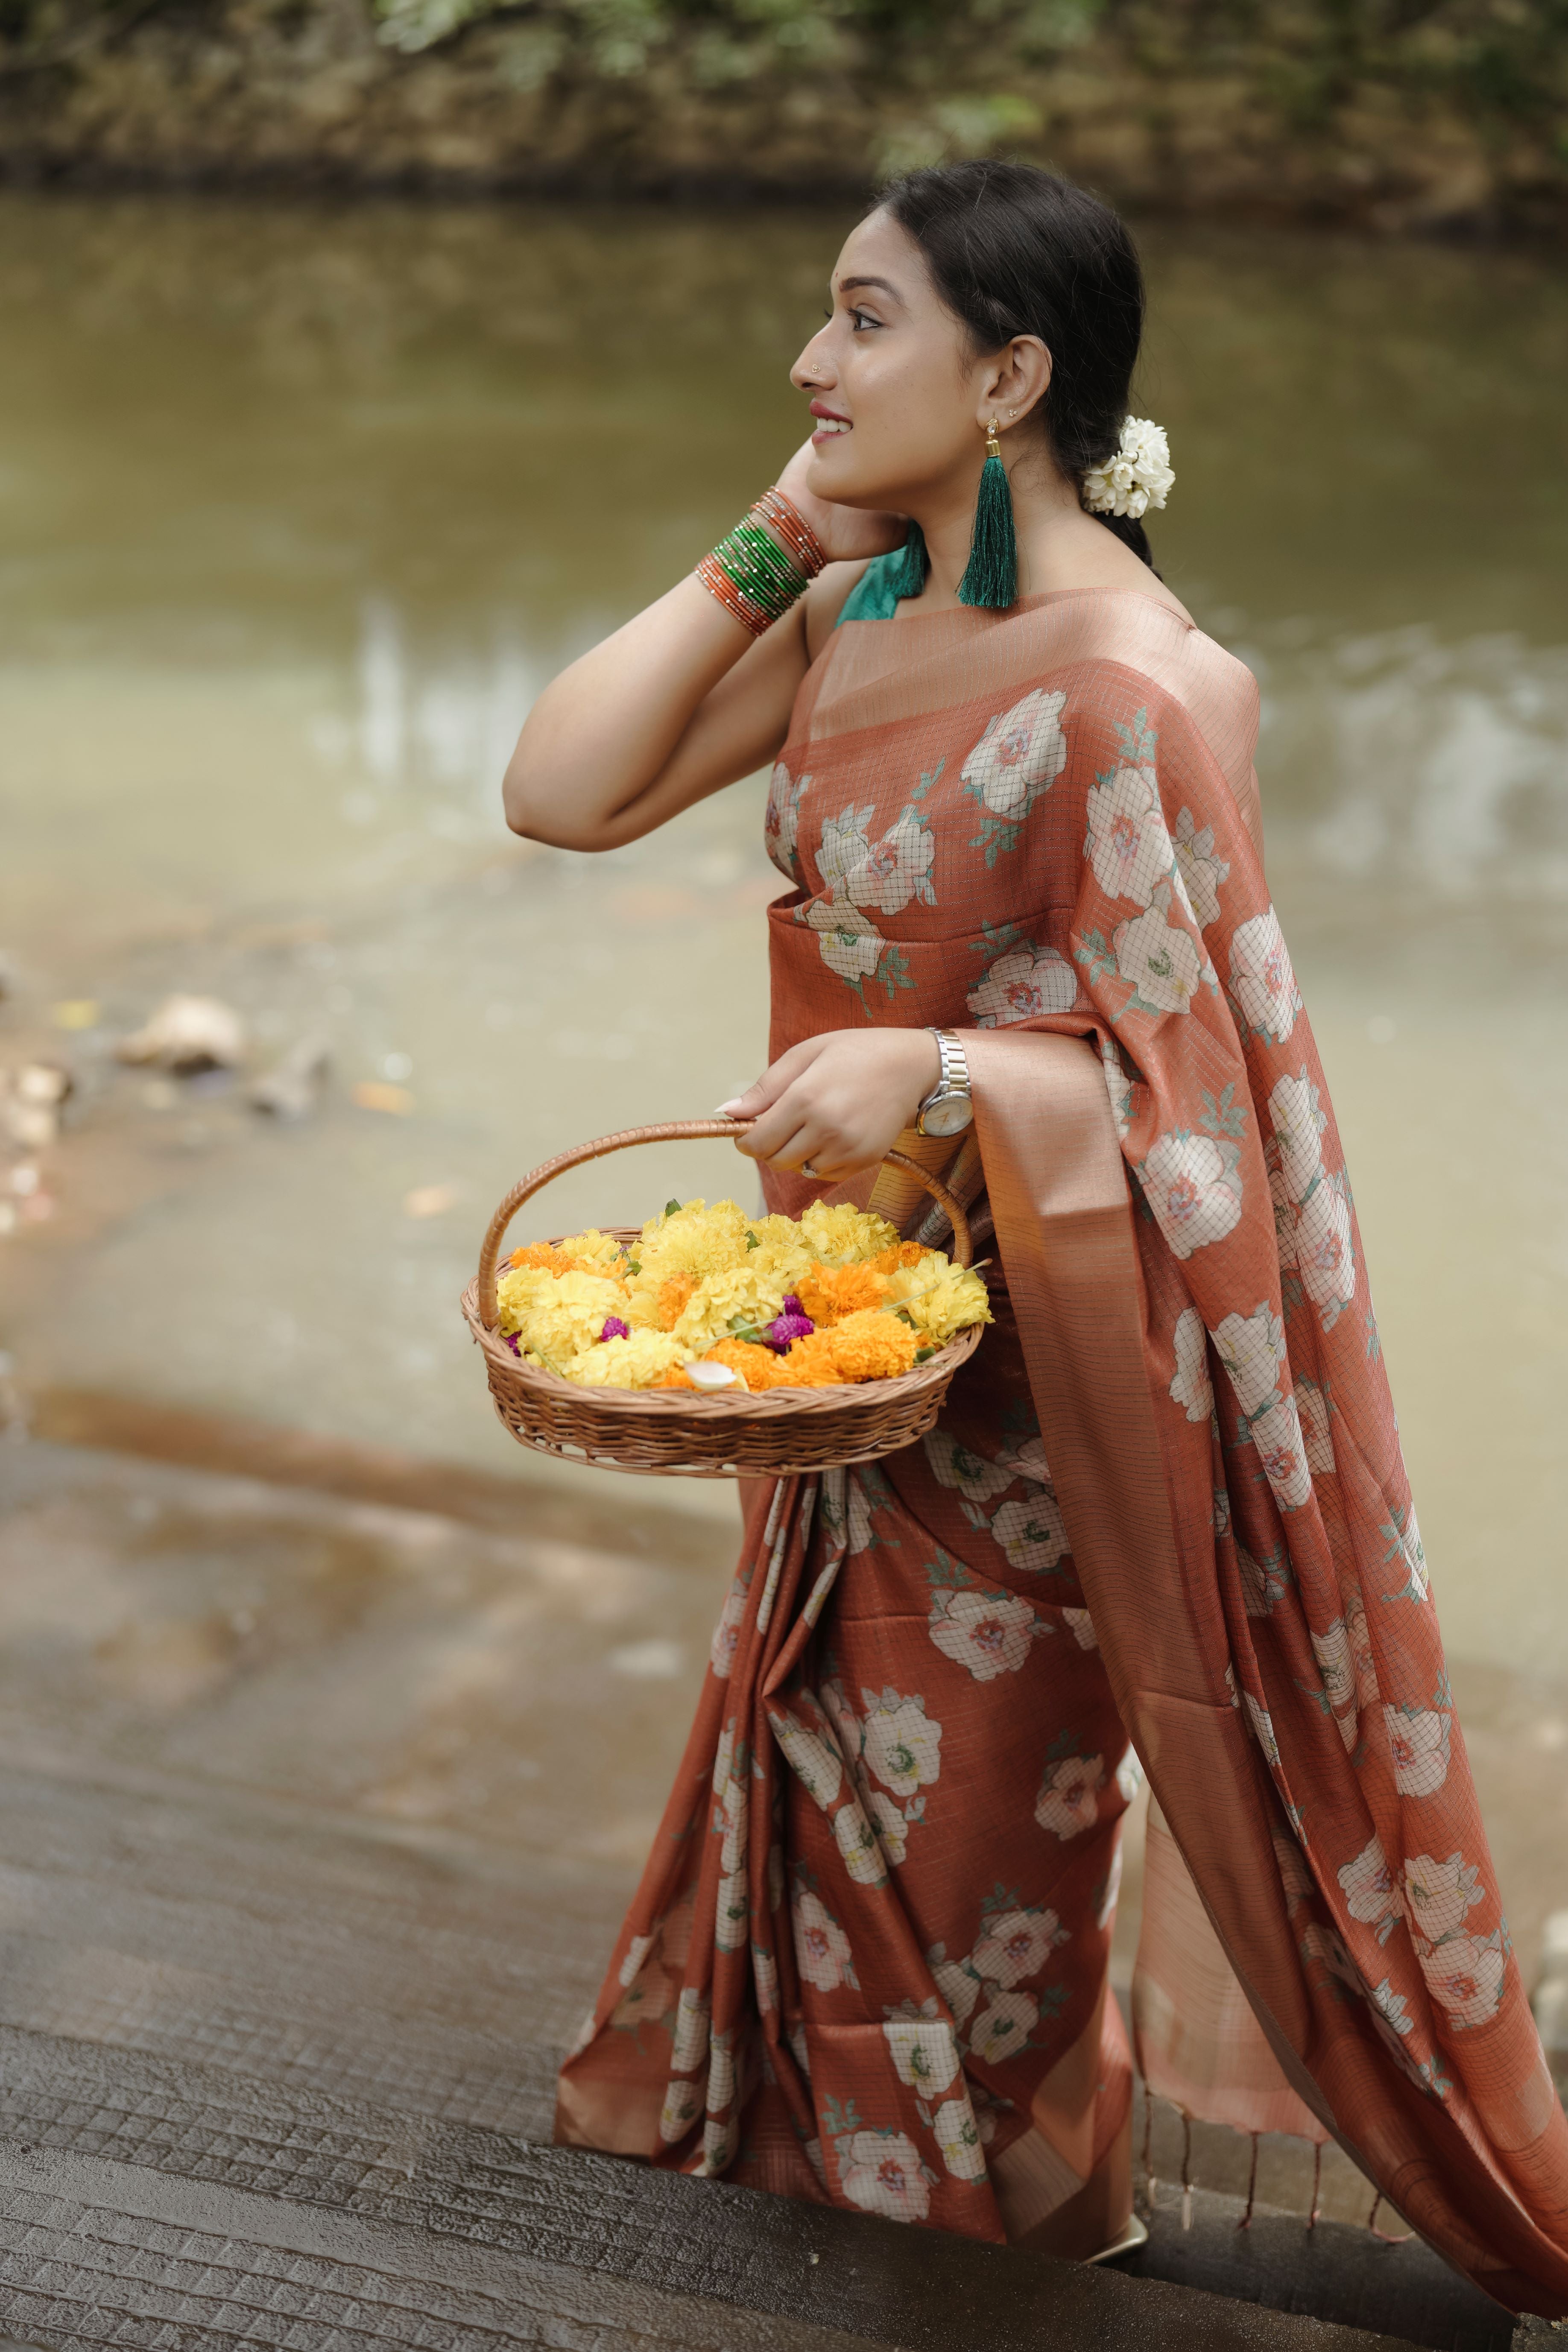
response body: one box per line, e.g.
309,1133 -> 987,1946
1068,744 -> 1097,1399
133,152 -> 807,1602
502,753 -> 616,853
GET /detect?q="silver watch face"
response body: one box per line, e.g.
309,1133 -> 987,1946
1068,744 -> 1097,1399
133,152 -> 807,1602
920,1092 -> 974,1137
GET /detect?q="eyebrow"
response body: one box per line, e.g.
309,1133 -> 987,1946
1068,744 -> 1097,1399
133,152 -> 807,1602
835,275 -> 902,300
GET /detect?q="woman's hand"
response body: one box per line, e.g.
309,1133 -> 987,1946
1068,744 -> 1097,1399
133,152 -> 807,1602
773,439 -> 908,567
718,1029 -> 942,1181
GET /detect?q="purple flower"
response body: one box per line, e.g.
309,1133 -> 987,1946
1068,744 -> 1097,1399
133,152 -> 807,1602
503,1333 -> 522,1357
598,1316 -> 630,1343
764,1295 -> 815,1353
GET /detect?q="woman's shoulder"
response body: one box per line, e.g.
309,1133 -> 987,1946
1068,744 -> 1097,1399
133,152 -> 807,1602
802,556 -> 889,658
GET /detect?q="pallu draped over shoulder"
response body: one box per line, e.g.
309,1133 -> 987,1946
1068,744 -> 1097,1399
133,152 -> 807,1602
558,586 -> 1568,2313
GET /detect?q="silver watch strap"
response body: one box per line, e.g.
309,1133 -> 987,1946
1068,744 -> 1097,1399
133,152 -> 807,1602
923,1026 -> 971,1106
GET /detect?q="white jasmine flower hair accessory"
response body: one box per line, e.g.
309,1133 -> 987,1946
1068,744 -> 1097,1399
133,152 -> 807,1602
1082,416 -> 1174,521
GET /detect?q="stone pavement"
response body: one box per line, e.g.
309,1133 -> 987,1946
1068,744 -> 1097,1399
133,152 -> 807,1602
0,1409 -> 1550,2349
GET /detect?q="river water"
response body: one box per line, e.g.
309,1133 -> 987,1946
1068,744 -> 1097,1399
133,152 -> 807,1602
2,195 -> 1566,1676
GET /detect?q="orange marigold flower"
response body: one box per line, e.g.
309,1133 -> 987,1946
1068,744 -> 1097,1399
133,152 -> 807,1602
869,1240 -> 928,1275
508,1241 -> 576,1273
656,1271 -> 698,1331
655,1363 -> 698,1390
796,1308 -> 918,1384
796,1261 -> 890,1324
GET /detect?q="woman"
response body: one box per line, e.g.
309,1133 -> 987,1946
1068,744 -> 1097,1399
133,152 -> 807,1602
504,164 -> 1568,2308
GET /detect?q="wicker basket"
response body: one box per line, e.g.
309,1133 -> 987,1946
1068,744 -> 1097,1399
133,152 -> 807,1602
460,1118 -> 984,1479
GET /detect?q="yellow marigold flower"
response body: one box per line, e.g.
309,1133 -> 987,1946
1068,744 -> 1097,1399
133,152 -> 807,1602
498,1267 -> 631,1357
635,1198 -> 755,1284
897,1264 -> 993,1344
799,1201 -> 901,1267
563,1330 -> 689,1389
553,1227 -> 627,1267
669,1264 -> 789,1352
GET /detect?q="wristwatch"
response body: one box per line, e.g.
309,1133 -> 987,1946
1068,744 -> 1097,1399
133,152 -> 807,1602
916,1027 -> 974,1137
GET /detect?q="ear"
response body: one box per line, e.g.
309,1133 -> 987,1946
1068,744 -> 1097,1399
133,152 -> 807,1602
978,336 -> 1052,431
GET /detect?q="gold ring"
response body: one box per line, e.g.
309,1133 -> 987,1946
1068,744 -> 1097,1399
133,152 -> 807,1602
800,1161 -> 819,1180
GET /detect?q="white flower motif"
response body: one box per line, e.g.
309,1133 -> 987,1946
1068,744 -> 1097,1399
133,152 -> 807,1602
611,1958 -> 671,2031
1172,806 -> 1229,927
1312,1619 -> 1359,1745
1141,1131 -> 1243,1260
1000,1433 -> 1051,1485
768,1707 -> 844,1810
932,2094 -> 987,2180
844,810 -> 936,915
1346,1587 -> 1380,1710
1248,1396 -> 1313,1511
1034,1753 -> 1106,1839
971,1905 -> 1066,1988
990,1491 -> 1070,1575
1416,1932 -> 1505,2029
698,2118 -> 732,2176
1229,908 -> 1302,1044
863,1691 -> 943,1797
928,1588 -> 1043,1681
754,1947 -> 778,2014
931,1951 -> 981,2027
617,1933 -> 654,1989
1383,1705 -> 1450,1798
705,2033 -> 735,2118
838,2129 -> 931,2222
817,802 -> 875,897
846,1474 -> 875,1557
715,1868 -> 749,1951
800,896 -> 885,984
1297,1378 -> 1335,1473
717,1773 -> 747,1872
1295,1178 -> 1355,1316
1237,1542 -> 1289,1617
882,2018 -> 961,2093
764,761 -> 807,879
1211,1302 -> 1287,1416
1403,1851 -> 1484,1943
790,2021 -> 811,2078
1338,1837 -> 1402,1937
968,1988 -> 1039,2065
966,942 -> 1077,1027
1063,1607 -> 1098,1650
1116,1747 -> 1145,1802
658,2078 -> 701,2144
709,1585 -> 746,1679
833,1798 -> 889,1887
960,687 -> 1068,819
1085,763 -> 1174,906
1082,415 -> 1174,521
1114,904 -> 1203,1014
793,1889 -> 854,1991
1168,1306 -> 1214,1423
1245,1691 -> 1281,1771
923,1429 -> 1014,1504
1268,1071 -> 1325,1205
868,1789 -> 910,1866
1101,1035 -> 1133,1138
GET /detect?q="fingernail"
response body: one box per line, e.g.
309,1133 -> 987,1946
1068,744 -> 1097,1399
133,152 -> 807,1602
713,1099 -> 746,1115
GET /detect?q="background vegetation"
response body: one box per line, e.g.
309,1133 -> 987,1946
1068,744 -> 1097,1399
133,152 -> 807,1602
0,0 -> 1565,229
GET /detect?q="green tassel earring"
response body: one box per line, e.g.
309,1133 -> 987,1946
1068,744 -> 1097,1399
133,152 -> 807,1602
883,523 -> 929,603
957,418 -> 1017,609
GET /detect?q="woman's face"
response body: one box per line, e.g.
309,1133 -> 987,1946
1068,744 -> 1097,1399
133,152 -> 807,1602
790,209 -> 998,513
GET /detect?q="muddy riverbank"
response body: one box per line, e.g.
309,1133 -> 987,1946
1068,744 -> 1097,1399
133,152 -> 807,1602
0,0 -> 1564,235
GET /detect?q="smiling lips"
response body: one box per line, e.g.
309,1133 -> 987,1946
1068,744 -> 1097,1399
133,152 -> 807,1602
810,399 -> 851,441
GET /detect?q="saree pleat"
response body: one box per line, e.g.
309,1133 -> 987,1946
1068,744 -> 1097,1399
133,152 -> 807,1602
558,587 -> 1568,2312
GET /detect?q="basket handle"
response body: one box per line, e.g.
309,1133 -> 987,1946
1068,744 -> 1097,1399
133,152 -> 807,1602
477,1120 -> 973,1328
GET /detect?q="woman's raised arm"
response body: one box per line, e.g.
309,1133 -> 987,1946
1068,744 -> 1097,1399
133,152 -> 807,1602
502,445 -> 903,854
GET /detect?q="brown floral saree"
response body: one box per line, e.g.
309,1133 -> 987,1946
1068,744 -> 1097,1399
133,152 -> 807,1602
557,587 -> 1568,2314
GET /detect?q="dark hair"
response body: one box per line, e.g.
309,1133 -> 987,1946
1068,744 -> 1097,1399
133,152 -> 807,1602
878,161 -> 1155,570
